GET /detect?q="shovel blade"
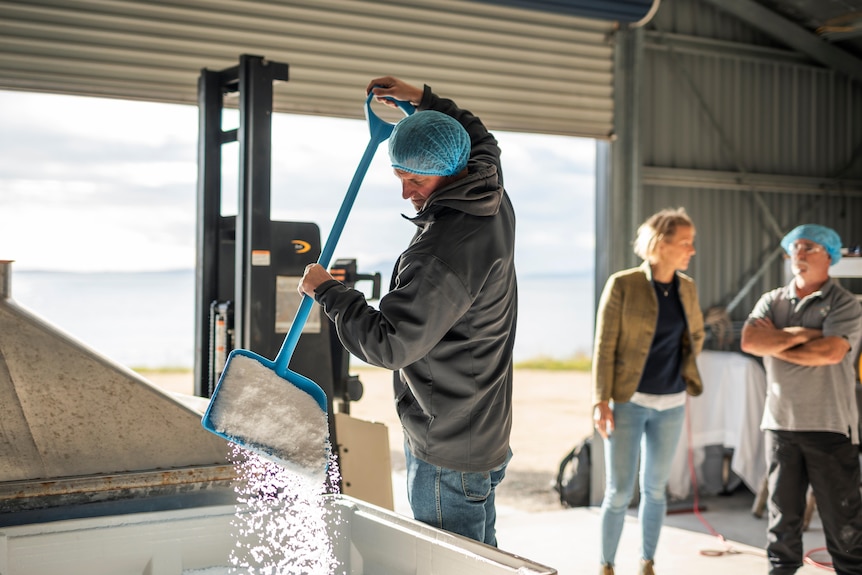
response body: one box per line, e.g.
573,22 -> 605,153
202,349 -> 330,481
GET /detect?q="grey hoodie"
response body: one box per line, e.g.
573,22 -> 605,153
314,85 -> 517,471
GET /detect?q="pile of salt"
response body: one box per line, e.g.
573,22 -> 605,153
208,354 -> 329,482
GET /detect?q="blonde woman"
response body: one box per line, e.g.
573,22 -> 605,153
592,208 -> 705,575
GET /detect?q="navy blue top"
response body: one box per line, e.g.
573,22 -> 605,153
636,278 -> 686,395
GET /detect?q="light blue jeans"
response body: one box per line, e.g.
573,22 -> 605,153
599,400 -> 686,565
404,444 -> 512,546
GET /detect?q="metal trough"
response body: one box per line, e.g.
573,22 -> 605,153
0,261 -> 235,525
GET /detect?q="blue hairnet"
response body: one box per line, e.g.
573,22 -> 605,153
389,110 -> 470,177
780,224 -> 843,265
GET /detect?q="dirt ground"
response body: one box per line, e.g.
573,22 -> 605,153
146,367 -> 595,513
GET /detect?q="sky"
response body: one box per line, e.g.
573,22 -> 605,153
0,90 -> 595,279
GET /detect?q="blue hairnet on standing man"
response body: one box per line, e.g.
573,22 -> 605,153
742,224 -> 862,575
299,77 -> 517,547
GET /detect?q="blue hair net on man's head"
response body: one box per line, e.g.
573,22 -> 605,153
389,110 -> 470,177
780,224 -> 843,265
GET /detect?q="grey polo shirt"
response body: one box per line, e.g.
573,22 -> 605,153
748,278 -> 862,443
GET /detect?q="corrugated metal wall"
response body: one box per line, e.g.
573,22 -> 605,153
636,0 -> 862,320
0,0 -> 616,138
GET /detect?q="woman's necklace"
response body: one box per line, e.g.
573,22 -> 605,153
655,280 -> 672,297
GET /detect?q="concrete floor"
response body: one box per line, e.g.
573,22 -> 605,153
391,470 -> 833,575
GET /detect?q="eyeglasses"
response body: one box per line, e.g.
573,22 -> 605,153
786,242 -> 824,255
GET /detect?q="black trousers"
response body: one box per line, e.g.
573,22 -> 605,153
766,430 -> 862,575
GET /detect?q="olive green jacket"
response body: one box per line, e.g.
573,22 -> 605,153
592,261 -> 705,406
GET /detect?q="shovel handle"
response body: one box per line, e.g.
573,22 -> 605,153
273,93 -> 413,375
367,93 -> 416,138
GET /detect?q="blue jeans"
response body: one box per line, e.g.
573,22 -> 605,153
599,401 -> 685,565
404,443 -> 512,546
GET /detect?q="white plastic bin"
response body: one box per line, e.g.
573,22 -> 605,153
0,494 -> 556,575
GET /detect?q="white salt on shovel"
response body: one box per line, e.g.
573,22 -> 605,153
207,354 -> 329,482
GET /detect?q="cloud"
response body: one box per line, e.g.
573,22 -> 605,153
0,90 -> 595,276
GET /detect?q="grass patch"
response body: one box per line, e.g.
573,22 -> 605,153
131,366 -> 192,374
514,354 -> 591,371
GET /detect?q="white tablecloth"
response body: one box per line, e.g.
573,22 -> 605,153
668,350 -> 767,499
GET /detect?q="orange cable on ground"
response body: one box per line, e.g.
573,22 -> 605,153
803,548 -> 834,571
682,396 -> 757,559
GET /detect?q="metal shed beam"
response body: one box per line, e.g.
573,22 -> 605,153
701,0 -> 862,83
642,167 -> 862,196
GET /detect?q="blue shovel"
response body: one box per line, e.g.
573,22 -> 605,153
201,92 -> 413,476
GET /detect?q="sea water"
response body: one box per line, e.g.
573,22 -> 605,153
12,269 -> 197,368
11,269 -> 595,368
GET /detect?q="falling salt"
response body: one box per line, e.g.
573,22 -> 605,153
227,445 -> 344,575
208,354 -> 329,482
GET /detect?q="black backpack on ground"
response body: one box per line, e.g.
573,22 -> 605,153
554,436 -> 591,507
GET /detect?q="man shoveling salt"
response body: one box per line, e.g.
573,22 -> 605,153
207,354 -> 329,482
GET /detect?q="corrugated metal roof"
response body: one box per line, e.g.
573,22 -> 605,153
0,0 -> 616,138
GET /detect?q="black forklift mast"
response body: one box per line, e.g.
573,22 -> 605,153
194,54 -> 286,397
